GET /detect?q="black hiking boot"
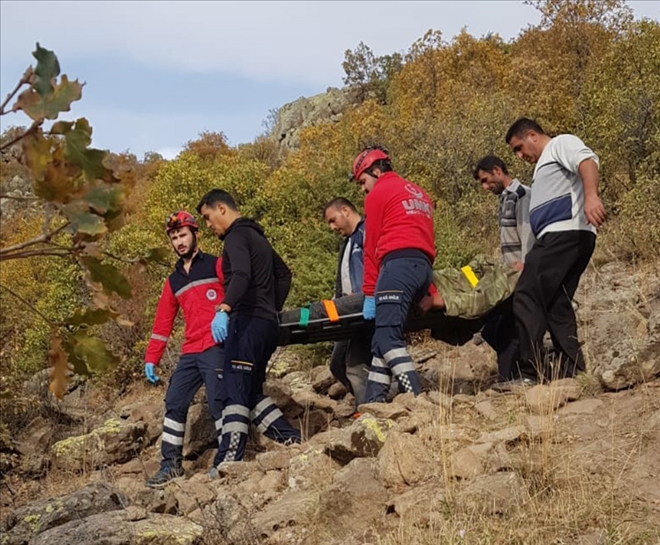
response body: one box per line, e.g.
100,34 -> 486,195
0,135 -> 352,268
146,465 -> 185,488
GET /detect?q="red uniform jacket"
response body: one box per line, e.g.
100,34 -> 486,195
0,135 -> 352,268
363,172 -> 436,296
145,252 -> 224,365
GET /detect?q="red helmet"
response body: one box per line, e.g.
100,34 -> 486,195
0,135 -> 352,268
350,146 -> 390,181
165,210 -> 198,233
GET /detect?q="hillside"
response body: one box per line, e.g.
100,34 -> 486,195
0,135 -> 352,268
1,260 -> 659,545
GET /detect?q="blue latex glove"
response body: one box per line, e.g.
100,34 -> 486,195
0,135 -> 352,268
362,295 -> 376,320
144,363 -> 159,383
211,310 -> 229,343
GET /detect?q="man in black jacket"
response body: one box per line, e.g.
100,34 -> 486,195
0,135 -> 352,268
197,189 -> 299,470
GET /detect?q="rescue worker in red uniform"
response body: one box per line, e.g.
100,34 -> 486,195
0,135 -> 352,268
144,211 -> 224,487
351,147 -> 436,402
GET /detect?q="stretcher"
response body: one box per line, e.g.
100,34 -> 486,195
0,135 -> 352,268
277,293 -> 488,347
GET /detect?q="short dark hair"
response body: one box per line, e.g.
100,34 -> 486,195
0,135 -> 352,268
323,197 -> 358,217
371,159 -> 392,174
505,117 -> 546,144
473,155 -> 509,180
196,189 -> 238,213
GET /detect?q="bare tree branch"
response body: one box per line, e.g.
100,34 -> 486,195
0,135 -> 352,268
0,249 -> 72,261
0,194 -> 39,201
0,221 -> 71,257
0,119 -> 41,152
0,283 -> 59,325
0,67 -> 33,115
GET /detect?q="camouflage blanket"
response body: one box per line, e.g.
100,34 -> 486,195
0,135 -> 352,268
434,254 -> 520,319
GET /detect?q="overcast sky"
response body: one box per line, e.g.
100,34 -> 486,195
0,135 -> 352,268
1,1 -> 658,159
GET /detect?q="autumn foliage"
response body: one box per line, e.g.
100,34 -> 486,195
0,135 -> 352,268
1,1 -> 659,402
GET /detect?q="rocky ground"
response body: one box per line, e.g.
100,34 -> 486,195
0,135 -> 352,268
1,260 -> 659,545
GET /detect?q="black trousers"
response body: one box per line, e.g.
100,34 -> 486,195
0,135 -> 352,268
481,296 -> 518,381
216,315 -> 299,464
161,346 -> 224,470
512,230 -> 595,381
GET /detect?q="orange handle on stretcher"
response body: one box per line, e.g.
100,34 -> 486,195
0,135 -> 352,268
322,299 -> 340,323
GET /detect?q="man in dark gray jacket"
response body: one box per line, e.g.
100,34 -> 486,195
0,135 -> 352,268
324,197 -> 370,407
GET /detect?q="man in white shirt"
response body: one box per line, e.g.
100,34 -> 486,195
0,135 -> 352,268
505,117 -> 606,382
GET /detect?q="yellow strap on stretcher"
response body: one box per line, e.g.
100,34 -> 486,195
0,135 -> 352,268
461,265 -> 480,288
322,299 -> 340,323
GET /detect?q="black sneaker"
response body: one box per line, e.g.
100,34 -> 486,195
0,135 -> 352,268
146,466 -> 185,488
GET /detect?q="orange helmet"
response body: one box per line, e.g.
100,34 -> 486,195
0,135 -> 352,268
350,146 -> 390,181
165,210 -> 198,233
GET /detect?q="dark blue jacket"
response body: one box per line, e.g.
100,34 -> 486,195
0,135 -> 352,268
334,218 -> 365,298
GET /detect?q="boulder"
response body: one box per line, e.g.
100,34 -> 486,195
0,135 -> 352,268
449,446 -> 488,479
327,382 -> 348,400
263,381 -> 305,421
291,388 -> 337,413
311,366 -> 336,393
1,482 -> 126,545
251,490 -> 318,539
315,459 -> 388,541
28,511 -> 203,545
256,445 -> 303,471
474,399 -> 500,421
378,430 -> 433,487
316,415 -> 393,464
458,471 -> 527,515
183,403 -> 216,458
357,402 -> 409,420
118,399 -> 164,445
134,487 -> 178,515
288,448 -> 341,490
270,87 -> 354,154
557,398 -> 604,416
579,262 -> 660,390
14,417 -> 54,456
476,425 -> 526,445
525,381 -> 580,414
50,418 -> 146,471
173,475 -> 216,516
388,481 -> 446,527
